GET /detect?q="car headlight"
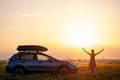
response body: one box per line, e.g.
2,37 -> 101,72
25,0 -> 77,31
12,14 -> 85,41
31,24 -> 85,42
69,62 -> 76,66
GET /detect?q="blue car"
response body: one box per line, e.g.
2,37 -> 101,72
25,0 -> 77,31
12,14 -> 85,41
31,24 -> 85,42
5,45 -> 78,76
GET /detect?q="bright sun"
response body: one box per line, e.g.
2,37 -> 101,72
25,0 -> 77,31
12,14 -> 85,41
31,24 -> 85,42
63,20 -> 99,47
65,31 -> 97,47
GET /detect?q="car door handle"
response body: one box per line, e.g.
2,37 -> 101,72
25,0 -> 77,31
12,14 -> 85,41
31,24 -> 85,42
22,61 -> 25,63
39,62 -> 42,64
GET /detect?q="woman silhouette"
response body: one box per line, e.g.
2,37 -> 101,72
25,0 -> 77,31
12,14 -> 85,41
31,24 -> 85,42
82,48 -> 104,73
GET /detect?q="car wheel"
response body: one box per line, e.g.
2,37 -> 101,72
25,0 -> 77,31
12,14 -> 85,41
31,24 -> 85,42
58,66 -> 69,75
14,68 -> 24,77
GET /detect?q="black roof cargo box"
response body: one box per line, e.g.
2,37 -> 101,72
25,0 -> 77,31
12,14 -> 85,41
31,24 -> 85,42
17,45 -> 48,52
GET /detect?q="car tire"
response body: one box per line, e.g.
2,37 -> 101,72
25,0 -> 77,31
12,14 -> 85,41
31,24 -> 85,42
58,66 -> 69,75
14,68 -> 24,77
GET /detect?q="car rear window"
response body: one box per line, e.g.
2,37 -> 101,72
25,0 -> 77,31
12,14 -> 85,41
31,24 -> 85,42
17,54 -> 36,60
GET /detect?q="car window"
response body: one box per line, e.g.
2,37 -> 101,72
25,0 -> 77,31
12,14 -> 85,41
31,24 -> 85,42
20,54 -> 35,60
37,54 -> 49,61
16,56 -> 20,60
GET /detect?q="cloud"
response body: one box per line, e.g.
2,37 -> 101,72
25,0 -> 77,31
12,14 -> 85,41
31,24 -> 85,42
19,14 -> 37,17
0,14 -> 37,18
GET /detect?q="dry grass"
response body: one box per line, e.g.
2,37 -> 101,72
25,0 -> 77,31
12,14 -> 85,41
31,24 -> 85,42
0,61 -> 120,80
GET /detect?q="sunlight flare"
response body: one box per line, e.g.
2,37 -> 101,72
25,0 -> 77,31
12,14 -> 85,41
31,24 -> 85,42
65,31 -> 97,47
63,20 -> 99,47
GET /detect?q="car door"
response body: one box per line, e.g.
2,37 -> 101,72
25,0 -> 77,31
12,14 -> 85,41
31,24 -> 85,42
19,53 -> 38,71
36,54 -> 57,73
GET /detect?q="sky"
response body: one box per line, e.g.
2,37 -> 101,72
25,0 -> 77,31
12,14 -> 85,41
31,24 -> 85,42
0,0 -> 120,60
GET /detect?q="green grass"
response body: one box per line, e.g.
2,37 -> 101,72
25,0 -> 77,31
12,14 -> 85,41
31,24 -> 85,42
0,61 -> 120,80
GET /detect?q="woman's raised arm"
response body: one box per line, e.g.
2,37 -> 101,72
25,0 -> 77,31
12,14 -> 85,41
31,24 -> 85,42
95,49 -> 104,55
82,48 -> 91,55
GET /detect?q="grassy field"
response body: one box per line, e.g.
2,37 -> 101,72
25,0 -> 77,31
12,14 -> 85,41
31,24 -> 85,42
0,61 -> 120,80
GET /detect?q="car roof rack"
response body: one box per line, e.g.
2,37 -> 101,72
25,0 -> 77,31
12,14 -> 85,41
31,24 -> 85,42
17,45 -> 48,52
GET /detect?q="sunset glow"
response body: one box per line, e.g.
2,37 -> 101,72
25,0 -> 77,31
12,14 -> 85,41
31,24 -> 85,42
65,31 -> 97,47
0,0 -> 120,60
64,28 -> 97,47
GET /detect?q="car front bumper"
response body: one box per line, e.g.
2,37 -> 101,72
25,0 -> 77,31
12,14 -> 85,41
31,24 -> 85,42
69,67 -> 78,74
